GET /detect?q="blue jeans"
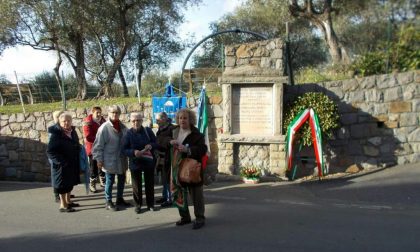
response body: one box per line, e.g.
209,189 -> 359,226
105,173 -> 125,202
162,182 -> 172,202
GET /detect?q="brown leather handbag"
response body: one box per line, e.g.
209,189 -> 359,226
178,158 -> 202,183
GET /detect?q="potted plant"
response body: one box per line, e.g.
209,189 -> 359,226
240,167 -> 261,184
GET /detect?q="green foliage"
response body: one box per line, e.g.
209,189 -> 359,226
295,65 -> 352,83
283,92 -> 340,146
351,24 -> 420,76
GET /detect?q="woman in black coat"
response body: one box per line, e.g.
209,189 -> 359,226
169,108 -> 207,230
47,113 -> 81,212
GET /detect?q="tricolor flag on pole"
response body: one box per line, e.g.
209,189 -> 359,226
197,86 -> 210,169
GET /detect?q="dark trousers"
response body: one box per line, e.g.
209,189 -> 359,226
179,185 -> 205,223
89,155 -> 104,179
131,165 -> 154,208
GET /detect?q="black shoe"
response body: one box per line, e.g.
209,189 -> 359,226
105,201 -> 119,211
156,198 -> 166,204
59,207 -> 76,213
175,219 -> 192,226
70,194 -> 75,198
134,206 -> 141,214
147,206 -> 156,212
116,198 -> 131,207
68,202 -> 80,207
192,221 -> 205,230
160,201 -> 172,208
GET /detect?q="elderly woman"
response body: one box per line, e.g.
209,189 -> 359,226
122,113 -> 158,214
169,108 -> 207,230
47,112 -> 80,212
92,105 -> 130,211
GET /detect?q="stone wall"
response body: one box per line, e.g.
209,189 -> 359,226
285,70 -> 420,173
0,100 -> 224,182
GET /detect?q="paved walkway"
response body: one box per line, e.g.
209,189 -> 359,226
1,162 -> 419,252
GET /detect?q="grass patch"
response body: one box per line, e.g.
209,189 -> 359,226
0,97 -> 151,115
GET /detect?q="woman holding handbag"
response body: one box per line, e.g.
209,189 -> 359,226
122,112 -> 158,214
169,108 -> 207,230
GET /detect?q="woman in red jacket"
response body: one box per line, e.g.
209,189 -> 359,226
83,106 -> 106,193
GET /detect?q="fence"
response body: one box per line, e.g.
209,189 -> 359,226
0,70 -> 222,111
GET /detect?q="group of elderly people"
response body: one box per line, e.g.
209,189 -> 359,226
46,105 -> 207,230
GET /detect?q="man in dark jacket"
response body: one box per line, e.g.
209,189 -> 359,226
155,112 -> 175,207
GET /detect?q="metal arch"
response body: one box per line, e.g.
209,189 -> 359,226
179,29 -> 268,91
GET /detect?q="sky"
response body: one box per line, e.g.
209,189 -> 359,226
0,0 -> 244,82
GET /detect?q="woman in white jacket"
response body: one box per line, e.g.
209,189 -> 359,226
92,105 -> 130,211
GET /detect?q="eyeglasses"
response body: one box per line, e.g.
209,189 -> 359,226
110,111 -> 120,114
131,119 -> 142,122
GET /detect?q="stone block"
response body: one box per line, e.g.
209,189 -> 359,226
368,137 -> 382,146
342,79 -> 359,92
340,113 -> 358,125
366,89 -> 383,102
270,49 -> 282,58
384,121 -> 399,128
361,158 -> 378,169
5,167 -> 17,177
0,120 -> 8,127
8,114 -> 16,123
236,45 -> 252,58
0,126 -> 12,135
35,118 -> 46,131
413,100 -> 420,112
9,123 -> 21,131
397,71 -> 414,85
408,128 -> 420,142
260,57 -> 273,68
345,164 -> 362,173
359,76 -> 376,89
384,87 -> 402,101
374,114 -> 388,122
16,113 -> 25,122
399,113 -> 418,127
377,74 -> 398,89
363,145 -> 379,157
0,144 -> 7,156
389,101 -> 411,113
8,150 -> 18,161
348,91 -> 365,102
373,104 -> 389,115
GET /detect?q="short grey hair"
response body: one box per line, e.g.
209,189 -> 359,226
130,112 -> 143,121
52,110 -> 64,123
58,112 -> 72,121
108,105 -> 121,115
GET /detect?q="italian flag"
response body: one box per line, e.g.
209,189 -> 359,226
285,108 -> 326,177
197,86 -> 210,169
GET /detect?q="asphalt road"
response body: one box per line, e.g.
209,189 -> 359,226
1,162 -> 420,252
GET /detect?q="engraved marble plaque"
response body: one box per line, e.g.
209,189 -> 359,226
232,85 -> 273,135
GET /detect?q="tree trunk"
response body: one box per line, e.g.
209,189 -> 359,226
315,18 -> 350,64
52,38 -> 64,102
136,62 -> 144,98
289,0 -> 350,65
118,66 -> 129,97
69,31 -> 88,100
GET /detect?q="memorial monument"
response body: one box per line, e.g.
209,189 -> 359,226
217,38 -> 288,176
